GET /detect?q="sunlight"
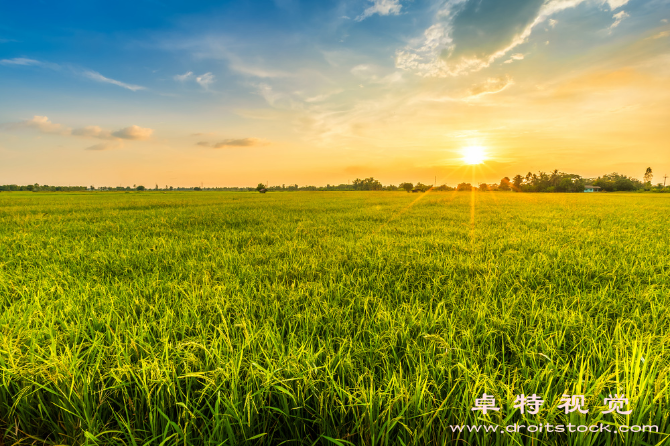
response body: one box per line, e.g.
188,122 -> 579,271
462,146 -> 487,165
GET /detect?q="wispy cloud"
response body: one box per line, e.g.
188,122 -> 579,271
467,76 -> 514,98
356,0 -> 402,21
395,0 -> 631,78
197,138 -> 270,148
504,53 -> 525,64
0,57 -> 42,66
83,70 -> 146,91
174,71 -> 193,81
195,72 -> 215,89
0,58 -> 145,91
609,11 -> 629,30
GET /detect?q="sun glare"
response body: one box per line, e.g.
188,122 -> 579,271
462,146 -> 486,165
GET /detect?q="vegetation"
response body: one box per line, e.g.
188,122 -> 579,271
2,168 -> 669,194
1,191 -> 668,445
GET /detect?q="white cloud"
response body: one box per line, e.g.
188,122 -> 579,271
504,53 -> 525,64
304,89 -> 344,103
196,72 -> 215,89
83,70 -> 145,91
174,71 -> 193,81
111,125 -> 153,140
255,82 -> 297,108
0,58 -> 146,91
350,64 -> 404,85
609,10 -> 629,29
603,0 -> 630,10
395,0 -> 617,77
549,19 -> 558,28
0,58 -> 41,66
356,0 -> 402,21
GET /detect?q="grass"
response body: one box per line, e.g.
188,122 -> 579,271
0,190 -> 669,445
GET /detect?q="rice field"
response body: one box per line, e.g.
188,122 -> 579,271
0,191 -> 668,445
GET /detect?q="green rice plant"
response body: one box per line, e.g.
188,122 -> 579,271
0,191 -> 668,445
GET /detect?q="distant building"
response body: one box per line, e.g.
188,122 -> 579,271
584,185 -> 601,193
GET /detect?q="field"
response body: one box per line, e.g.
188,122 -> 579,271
1,191 -> 669,445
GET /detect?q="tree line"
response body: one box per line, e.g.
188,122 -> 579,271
3,168 -> 666,193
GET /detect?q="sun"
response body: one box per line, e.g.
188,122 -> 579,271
462,146 -> 487,165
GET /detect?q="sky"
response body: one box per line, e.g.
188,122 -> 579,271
1,0 -> 669,187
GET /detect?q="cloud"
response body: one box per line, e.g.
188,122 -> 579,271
255,82 -> 299,109
548,18 -> 558,28
467,76 -> 514,97
0,58 -> 146,91
603,0 -> 629,10
609,10 -> 629,30
504,53 -> 525,63
652,31 -> 670,39
395,0 -> 626,78
195,72 -> 215,89
197,138 -> 270,148
111,125 -> 154,140
2,116 -> 154,148
0,57 -> 41,66
350,64 -> 404,85
356,0 -> 402,21
72,125 -> 113,139
174,71 -> 193,81
4,116 -> 70,135
85,141 -> 124,151
0,57 -> 61,70
83,70 -> 145,91
304,89 -> 344,103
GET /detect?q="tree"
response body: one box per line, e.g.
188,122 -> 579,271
644,167 -> 653,185
512,175 -> 523,191
352,177 -> 383,191
457,182 -> 472,191
414,182 -> 430,192
256,183 -> 266,192
136,185 -> 145,191
499,177 -> 511,191
478,183 -> 489,191
399,182 -> 413,193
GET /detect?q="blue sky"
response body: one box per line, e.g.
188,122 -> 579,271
1,0 -> 669,187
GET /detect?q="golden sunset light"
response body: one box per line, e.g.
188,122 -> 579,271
2,2 -> 670,443
462,146 -> 487,165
